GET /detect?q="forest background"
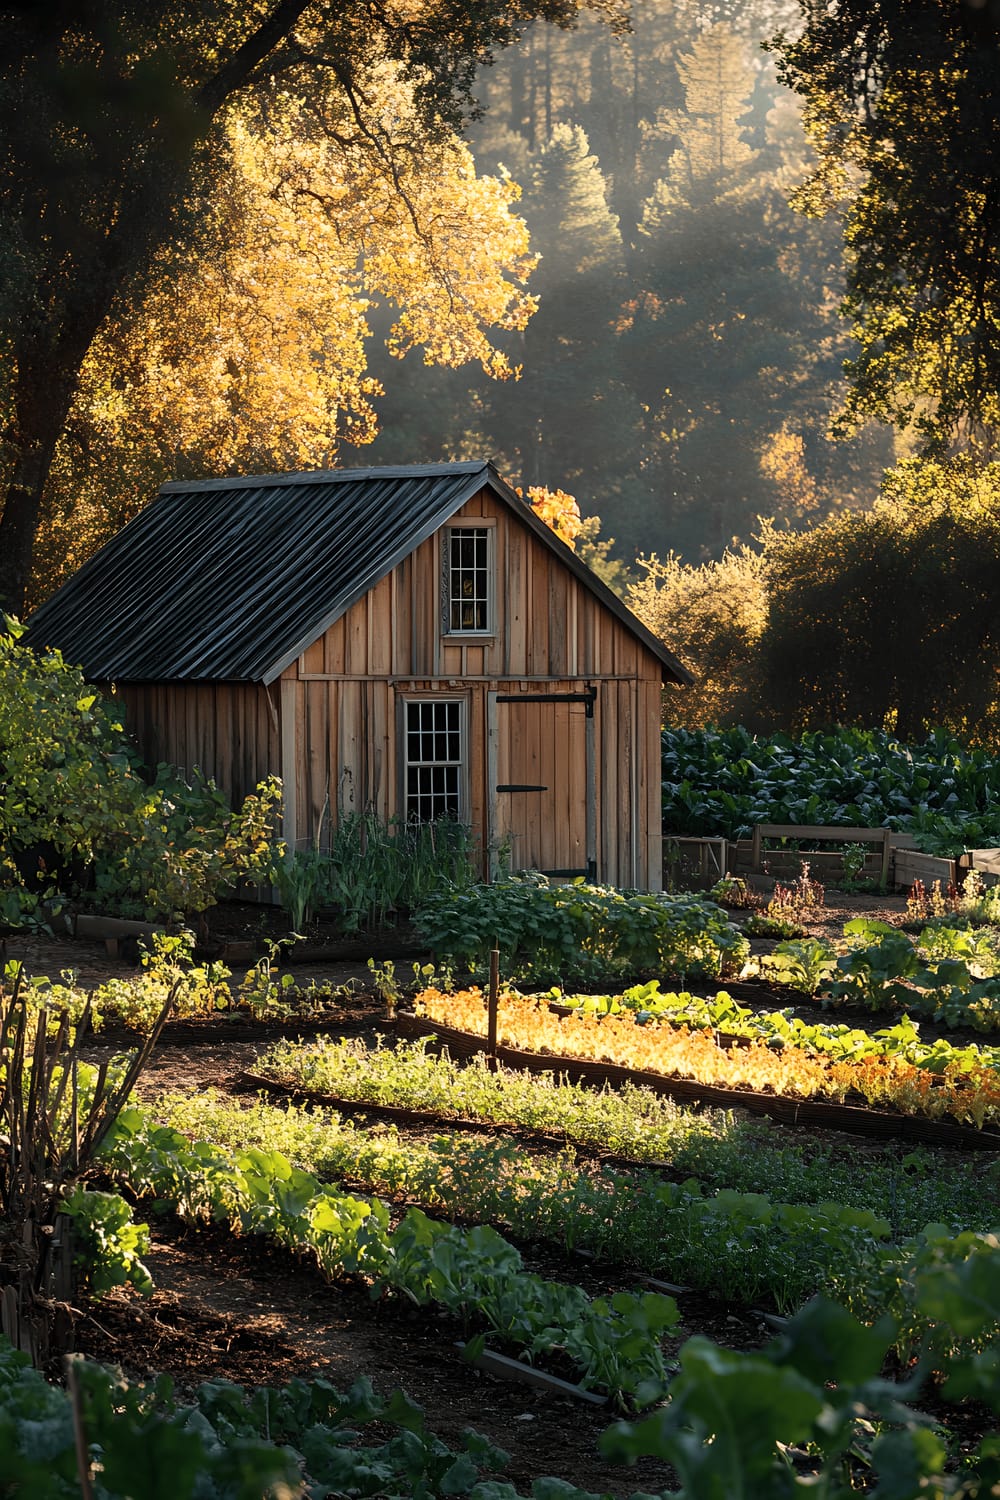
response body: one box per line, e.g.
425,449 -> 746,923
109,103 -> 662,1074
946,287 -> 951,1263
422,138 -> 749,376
5,0 -> 1000,745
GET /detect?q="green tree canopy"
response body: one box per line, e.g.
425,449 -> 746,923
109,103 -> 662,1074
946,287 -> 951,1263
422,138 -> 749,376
0,0 -> 608,615
771,0 -> 1000,450
755,458 -> 1000,742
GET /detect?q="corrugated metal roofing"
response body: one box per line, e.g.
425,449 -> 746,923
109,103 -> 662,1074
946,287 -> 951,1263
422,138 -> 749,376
27,461 -> 692,686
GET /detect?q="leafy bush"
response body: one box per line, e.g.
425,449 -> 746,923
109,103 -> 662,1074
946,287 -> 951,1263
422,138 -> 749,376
413,876 -> 749,984
0,621 -> 280,920
95,768 -> 281,920
0,620 -> 139,879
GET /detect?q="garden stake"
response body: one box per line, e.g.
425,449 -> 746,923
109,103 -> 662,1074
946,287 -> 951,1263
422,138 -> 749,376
487,947 -> 500,1067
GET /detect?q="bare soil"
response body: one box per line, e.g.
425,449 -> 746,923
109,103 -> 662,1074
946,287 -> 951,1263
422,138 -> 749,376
0,890 -> 980,1494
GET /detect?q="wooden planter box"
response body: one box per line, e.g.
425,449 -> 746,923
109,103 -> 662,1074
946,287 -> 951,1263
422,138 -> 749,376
967,849 -> 1000,888
729,841 -> 885,884
891,848 -> 962,893
662,837 -> 727,886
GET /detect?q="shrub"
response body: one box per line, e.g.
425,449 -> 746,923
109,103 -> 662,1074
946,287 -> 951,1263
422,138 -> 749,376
413,876 -> 749,985
0,621 -> 280,921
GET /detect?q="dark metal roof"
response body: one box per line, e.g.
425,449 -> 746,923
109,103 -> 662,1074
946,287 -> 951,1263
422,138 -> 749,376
27,461 -> 691,686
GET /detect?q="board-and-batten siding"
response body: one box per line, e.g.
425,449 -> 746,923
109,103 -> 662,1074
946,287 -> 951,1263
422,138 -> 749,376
287,489 -> 665,888
294,489 -> 648,683
115,681 -> 281,808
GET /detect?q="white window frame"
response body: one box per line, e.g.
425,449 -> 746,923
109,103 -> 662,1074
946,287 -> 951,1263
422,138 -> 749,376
399,695 -> 469,824
442,520 -> 495,637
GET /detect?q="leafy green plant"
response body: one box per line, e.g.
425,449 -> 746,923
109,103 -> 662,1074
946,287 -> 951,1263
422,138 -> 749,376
60,1185 -> 153,1295
743,910 -> 806,938
0,618 -> 283,922
829,920 -> 924,1012
841,841 -> 869,887
237,939 -> 298,1016
0,1341 -> 530,1500
414,877 -> 749,985
602,1296 -> 936,1497
101,1110 -> 674,1405
92,930 -> 232,1031
266,845 -> 329,932
756,936 -> 838,994
661,724 -> 1000,856
708,874 -> 761,909
0,619 -> 139,882
94,769 -> 282,921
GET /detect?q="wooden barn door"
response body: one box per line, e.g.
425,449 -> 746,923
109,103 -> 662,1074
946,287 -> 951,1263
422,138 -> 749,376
487,688 -> 597,879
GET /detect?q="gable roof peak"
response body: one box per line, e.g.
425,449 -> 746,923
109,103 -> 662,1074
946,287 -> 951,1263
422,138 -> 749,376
27,461 -> 691,687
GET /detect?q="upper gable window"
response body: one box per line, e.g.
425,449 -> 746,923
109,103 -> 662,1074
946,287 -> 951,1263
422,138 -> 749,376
444,524 -> 493,635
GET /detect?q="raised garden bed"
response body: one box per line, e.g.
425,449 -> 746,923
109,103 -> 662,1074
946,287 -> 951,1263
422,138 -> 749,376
390,1012 -> 1000,1152
892,847 -> 963,893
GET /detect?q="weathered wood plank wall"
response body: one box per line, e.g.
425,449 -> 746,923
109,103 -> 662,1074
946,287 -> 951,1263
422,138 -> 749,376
289,488 -> 665,887
116,681 -> 281,808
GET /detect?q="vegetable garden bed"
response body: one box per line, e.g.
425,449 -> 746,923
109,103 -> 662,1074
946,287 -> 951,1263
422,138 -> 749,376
391,1011 -> 1000,1151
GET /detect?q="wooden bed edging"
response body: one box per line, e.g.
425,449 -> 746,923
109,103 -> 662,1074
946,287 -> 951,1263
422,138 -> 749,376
456,1344 -> 609,1405
390,1013 -> 1000,1152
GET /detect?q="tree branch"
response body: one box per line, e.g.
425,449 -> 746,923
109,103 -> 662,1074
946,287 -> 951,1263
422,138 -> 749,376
196,0 -> 318,115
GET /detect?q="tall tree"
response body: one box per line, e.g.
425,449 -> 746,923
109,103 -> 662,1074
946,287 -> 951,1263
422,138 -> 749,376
771,0 -> 1000,449
626,25 -> 853,551
29,81 -> 537,602
755,459 -> 1000,741
361,5 -> 894,563
0,0 -> 603,614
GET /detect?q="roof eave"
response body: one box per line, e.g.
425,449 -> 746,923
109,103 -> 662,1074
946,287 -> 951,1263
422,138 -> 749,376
258,464 -> 495,684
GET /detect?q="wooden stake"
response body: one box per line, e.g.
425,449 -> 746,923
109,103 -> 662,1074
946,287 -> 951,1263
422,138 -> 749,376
66,1357 -> 95,1500
487,947 -> 499,1065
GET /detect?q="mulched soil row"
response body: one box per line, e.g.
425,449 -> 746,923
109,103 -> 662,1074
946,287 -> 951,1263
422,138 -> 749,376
390,1012 -> 1000,1152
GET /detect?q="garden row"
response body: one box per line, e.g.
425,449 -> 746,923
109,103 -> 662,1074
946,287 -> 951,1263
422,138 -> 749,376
662,724 -> 1000,855
180,1043 -> 993,1311
8,981 -> 999,1496
405,987 -> 1000,1139
8,1280 -> 1000,1499
15,875 -> 1000,1041
57,1045 -> 1000,1496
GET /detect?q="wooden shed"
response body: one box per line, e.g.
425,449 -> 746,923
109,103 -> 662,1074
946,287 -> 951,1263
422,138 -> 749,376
28,461 -> 691,889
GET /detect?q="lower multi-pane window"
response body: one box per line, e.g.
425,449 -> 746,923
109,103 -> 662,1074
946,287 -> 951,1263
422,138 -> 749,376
405,699 -> 463,822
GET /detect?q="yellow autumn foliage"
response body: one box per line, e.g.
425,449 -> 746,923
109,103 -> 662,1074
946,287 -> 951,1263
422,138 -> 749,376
520,486 -> 583,548
33,67 -> 538,597
413,988 -> 1000,1127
